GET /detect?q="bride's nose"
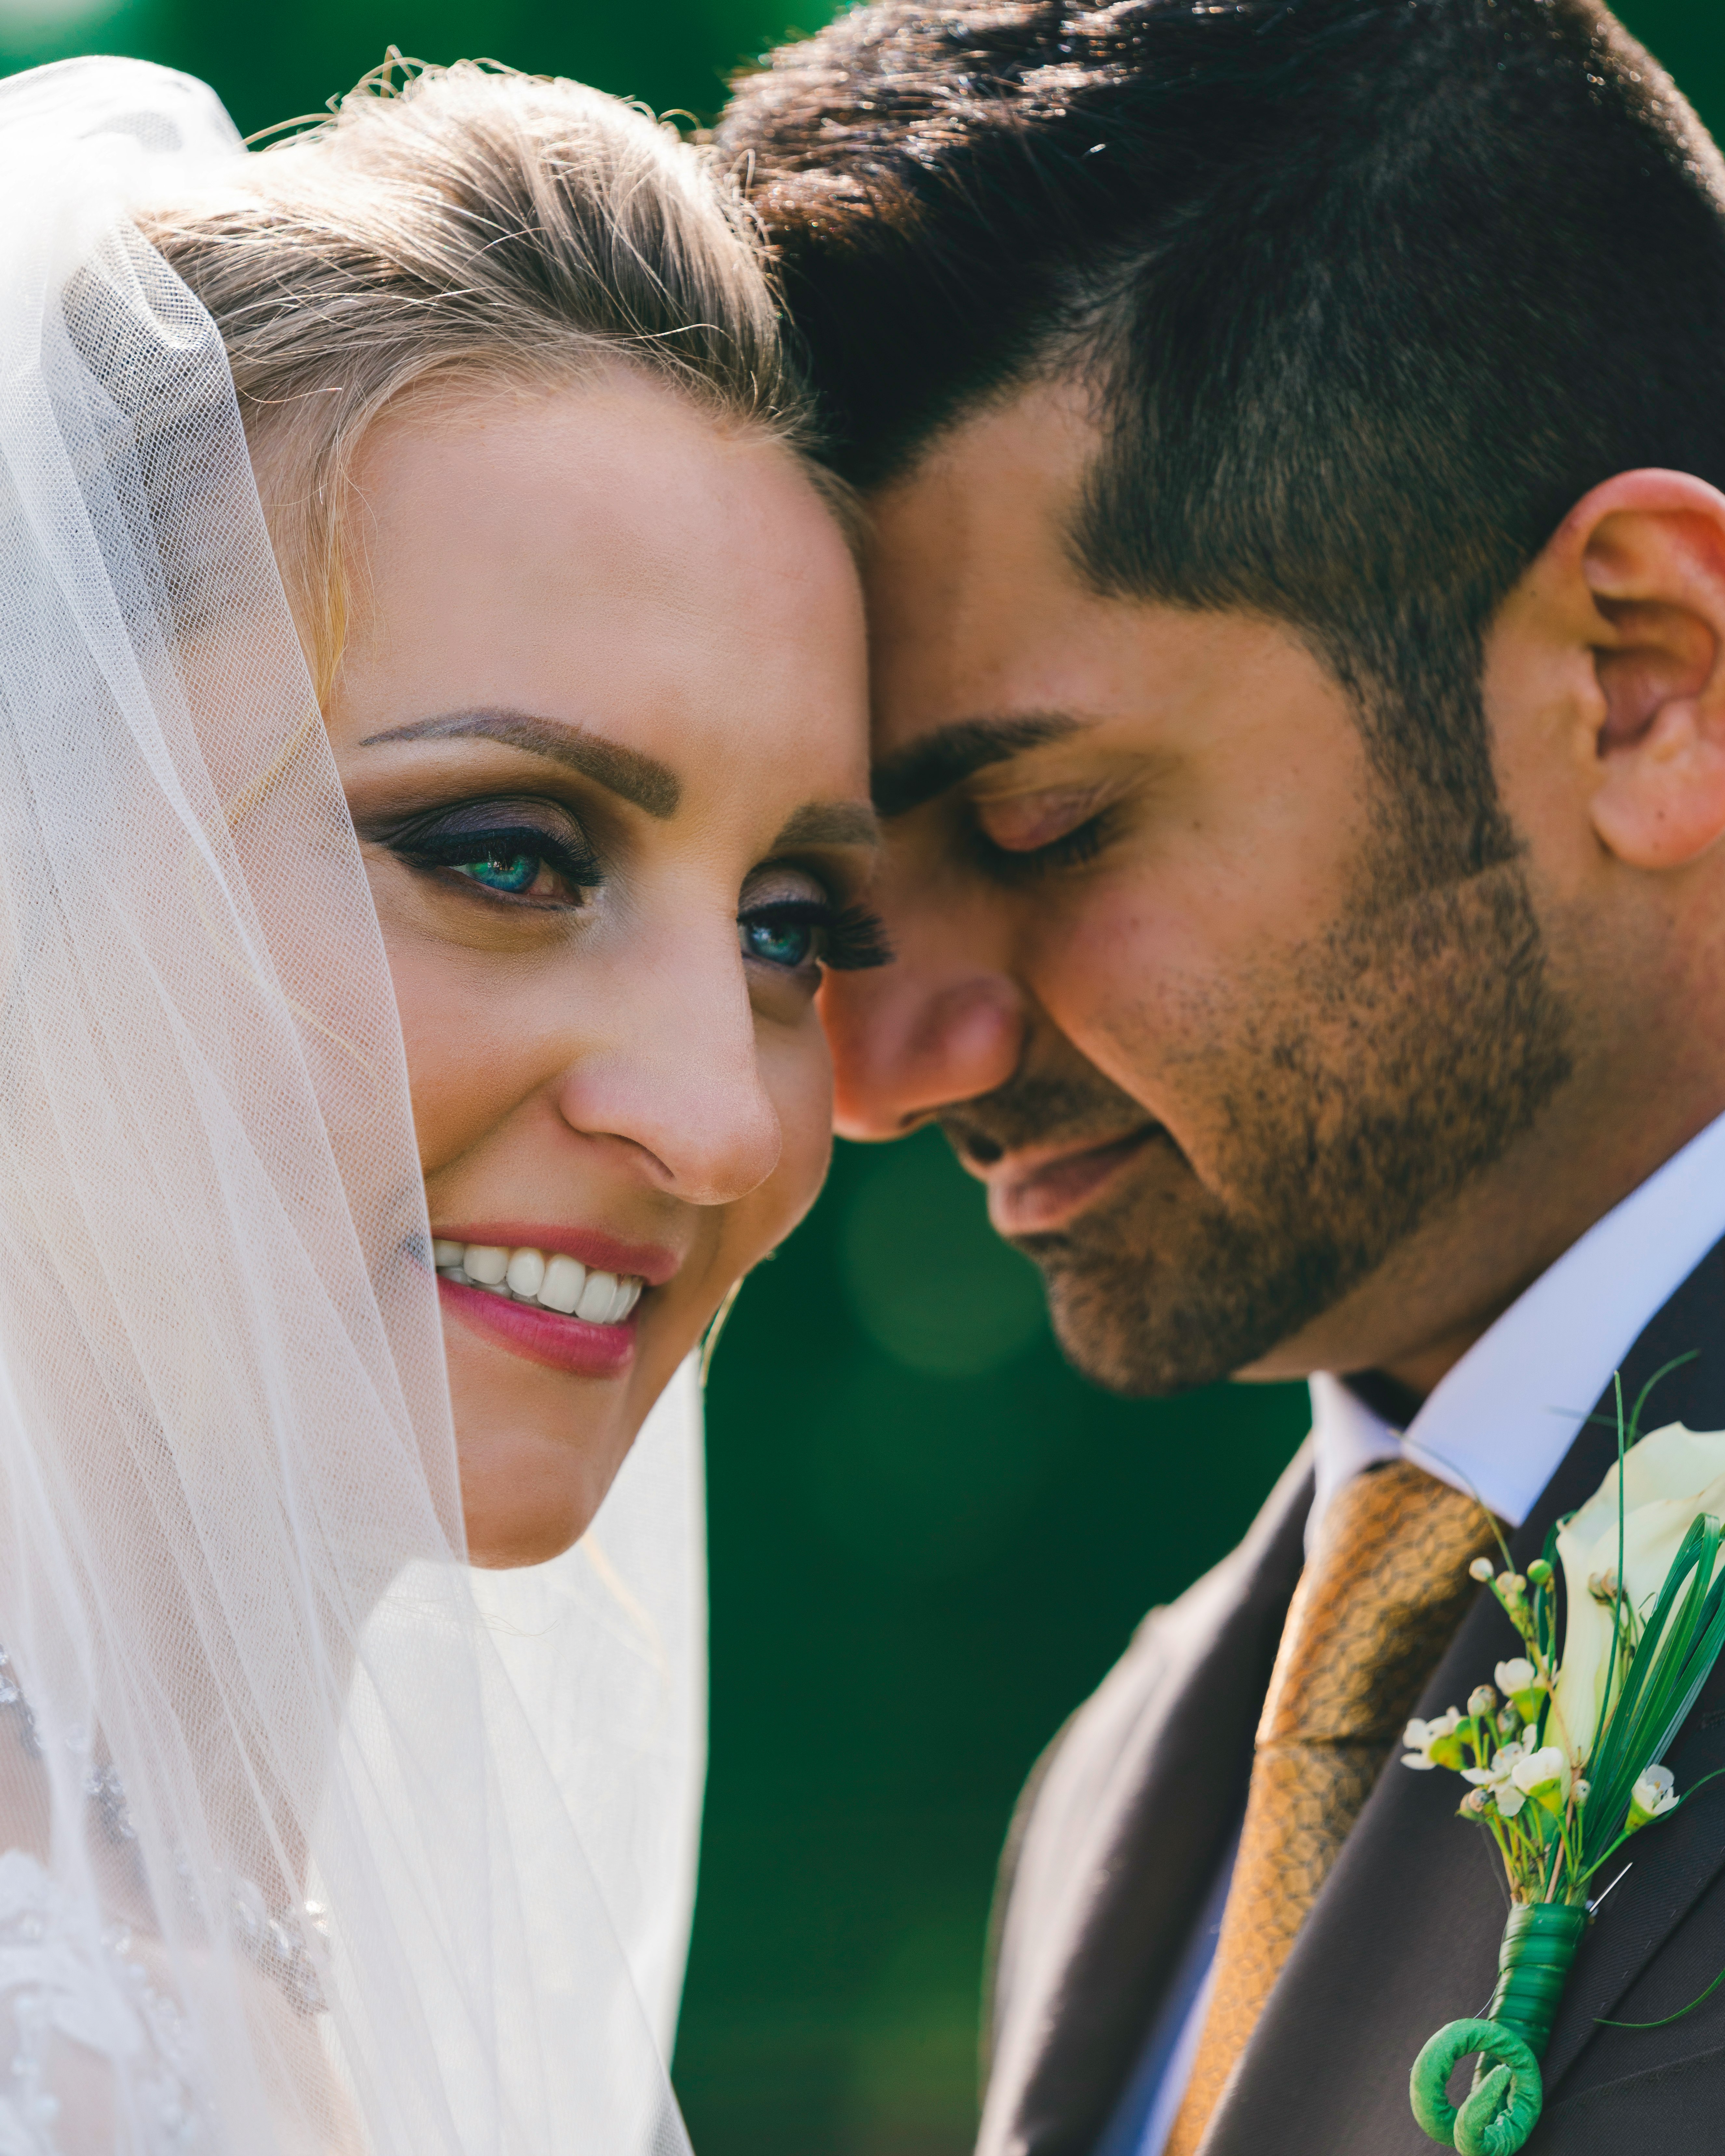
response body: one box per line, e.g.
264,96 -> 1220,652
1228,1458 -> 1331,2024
553,919 -> 783,1207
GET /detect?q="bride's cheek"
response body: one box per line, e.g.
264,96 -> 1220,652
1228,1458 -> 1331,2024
753,1023 -> 836,1253
352,857 -> 484,1091
348,867 -> 448,1151
687,1028 -> 829,1299
359,899 -> 535,1172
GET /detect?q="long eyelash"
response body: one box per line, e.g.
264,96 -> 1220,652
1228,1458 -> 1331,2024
742,899 -> 894,971
1036,817 -> 1107,869
980,809 -> 1110,879
824,903 -> 894,971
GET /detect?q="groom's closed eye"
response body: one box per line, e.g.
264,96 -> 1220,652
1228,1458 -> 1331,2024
971,782 -> 1117,856
969,798 -> 1121,882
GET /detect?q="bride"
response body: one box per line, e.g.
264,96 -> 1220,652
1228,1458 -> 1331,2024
0,48 -> 872,2154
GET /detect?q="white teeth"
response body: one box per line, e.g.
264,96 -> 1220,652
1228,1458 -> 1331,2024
433,1241 -> 642,1325
538,1254 -> 586,1314
574,1270 -> 619,1323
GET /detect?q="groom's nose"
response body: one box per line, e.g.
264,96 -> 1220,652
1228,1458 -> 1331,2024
822,934 -> 1025,1139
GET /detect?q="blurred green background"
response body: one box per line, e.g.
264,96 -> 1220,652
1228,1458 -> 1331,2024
3,1 -> 1718,2149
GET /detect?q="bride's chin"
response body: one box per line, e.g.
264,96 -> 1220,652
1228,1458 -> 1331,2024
441,1323 -> 649,1567
454,1418 -> 631,1568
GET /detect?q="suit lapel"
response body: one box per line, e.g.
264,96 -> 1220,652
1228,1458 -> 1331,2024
1204,1234 -> 1725,2156
981,1445 -> 1312,2156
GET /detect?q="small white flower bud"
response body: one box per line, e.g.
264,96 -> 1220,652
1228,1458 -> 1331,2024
1468,1685 -> 1498,1718
1628,1764 -> 1678,1831
1469,1556 -> 1496,1583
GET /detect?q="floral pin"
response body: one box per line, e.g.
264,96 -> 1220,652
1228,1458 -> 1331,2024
1407,1374 -> 1725,2156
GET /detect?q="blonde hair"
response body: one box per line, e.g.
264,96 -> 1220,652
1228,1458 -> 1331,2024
141,59 -> 819,695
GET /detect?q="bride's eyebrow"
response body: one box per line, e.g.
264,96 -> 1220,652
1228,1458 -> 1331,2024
358,709 -> 680,818
770,799 -> 879,850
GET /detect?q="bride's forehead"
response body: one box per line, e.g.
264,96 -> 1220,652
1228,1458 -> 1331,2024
352,373 -> 846,587
340,386 -> 863,714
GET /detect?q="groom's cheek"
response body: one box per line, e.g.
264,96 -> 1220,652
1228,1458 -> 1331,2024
1017,873 -> 1202,1114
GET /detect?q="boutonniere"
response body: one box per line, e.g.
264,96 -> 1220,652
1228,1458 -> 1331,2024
1406,1386 -> 1725,2155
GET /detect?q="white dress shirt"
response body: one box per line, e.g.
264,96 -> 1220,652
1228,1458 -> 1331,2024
1112,1105 -> 1725,2156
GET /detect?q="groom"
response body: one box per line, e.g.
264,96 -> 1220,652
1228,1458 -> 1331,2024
718,3 -> 1725,2151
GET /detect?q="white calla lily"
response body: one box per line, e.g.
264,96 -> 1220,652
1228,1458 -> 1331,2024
1551,1423 -> 1725,1763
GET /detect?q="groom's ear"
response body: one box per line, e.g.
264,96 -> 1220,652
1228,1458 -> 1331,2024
1528,470 -> 1725,871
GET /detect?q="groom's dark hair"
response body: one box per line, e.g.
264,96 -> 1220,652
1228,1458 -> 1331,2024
716,0 -> 1725,874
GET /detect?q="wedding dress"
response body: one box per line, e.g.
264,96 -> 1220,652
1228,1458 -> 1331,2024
0,56 -> 702,2151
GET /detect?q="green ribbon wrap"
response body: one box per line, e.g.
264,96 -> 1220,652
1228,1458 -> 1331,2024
1410,1902 -> 1587,2154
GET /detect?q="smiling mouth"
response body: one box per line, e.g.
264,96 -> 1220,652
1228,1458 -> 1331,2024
433,1238 -> 643,1324
429,1233 -> 666,1380
989,1124 -> 1165,1237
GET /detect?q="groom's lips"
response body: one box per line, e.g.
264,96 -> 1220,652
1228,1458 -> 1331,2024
986,1124 -> 1164,1236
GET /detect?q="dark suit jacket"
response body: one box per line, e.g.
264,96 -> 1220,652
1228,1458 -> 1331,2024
979,1239 -> 1725,2156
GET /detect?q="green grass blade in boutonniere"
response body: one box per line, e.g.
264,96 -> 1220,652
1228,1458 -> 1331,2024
1578,1514 -> 1725,1879
1534,1520 -> 1560,1670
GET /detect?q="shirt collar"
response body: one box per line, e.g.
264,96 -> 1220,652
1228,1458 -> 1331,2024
1307,1105 -> 1725,1547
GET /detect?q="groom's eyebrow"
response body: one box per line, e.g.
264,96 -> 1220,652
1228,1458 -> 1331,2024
871,714 -> 1084,818
359,710 -> 681,818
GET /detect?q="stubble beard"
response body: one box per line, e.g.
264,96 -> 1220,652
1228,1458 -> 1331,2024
941,850 -> 1574,1398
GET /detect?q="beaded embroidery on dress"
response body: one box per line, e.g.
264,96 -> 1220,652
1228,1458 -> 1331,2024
0,1649 -> 330,2149
0,1849 -> 203,2154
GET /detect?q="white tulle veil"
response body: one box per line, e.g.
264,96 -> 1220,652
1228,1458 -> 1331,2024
0,53 -> 703,2151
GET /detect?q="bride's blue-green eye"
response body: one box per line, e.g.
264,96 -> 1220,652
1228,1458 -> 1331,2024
737,897 -> 891,974
741,913 -> 816,969
458,850 -> 541,895
374,798 -> 604,908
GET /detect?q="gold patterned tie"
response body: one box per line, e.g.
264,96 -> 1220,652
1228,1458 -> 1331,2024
1164,1459 -> 1498,2156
